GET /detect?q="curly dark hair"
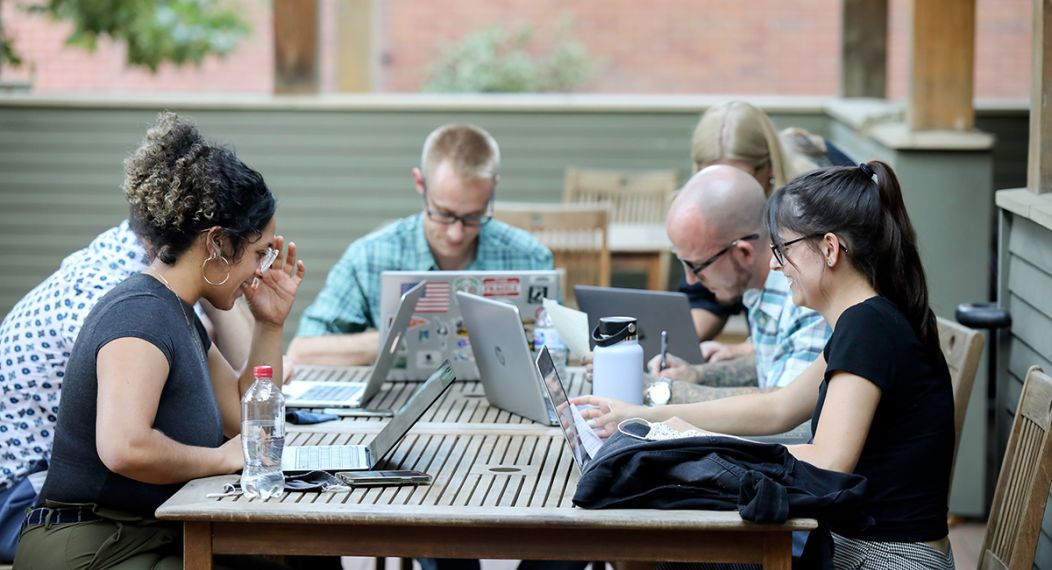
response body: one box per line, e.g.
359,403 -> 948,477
123,112 -> 276,264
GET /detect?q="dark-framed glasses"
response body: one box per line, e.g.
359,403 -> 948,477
423,188 -> 493,227
677,234 -> 760,277
770,234 -> 847,266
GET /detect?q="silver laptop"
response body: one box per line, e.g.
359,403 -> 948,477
456,292 -> 558,426
574,285 -> 704,364
379,270 -> 561,381
283,282 -> 425,408
281,361 -> 456,472
536,347 -> 601,471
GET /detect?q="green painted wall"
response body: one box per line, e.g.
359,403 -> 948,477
0,100 -> 831,346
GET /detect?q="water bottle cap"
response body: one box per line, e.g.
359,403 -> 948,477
253,365 -> 273,379
592,316 -> 637,347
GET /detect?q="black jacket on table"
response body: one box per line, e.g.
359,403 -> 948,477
572,422 -> 872,569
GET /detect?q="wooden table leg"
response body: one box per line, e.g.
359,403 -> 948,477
761,531 -> 792,570
184,522 -> 213,570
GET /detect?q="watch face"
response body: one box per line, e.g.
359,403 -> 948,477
644,378 -> 672,406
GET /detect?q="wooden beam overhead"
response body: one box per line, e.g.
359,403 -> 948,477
273,0 -> 320,95
841,0 -> 888,98
1029,0 -> 1052,194
907,0 -> 976,131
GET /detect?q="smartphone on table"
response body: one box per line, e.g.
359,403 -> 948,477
337,470 -> 432,487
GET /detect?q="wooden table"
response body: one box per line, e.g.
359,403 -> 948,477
608,223 -> 672,291
157,367 -> 814,569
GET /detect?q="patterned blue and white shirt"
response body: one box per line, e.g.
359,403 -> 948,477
297,212 -> 553,336
742,270 -> 831,389
0,221 -> 149,489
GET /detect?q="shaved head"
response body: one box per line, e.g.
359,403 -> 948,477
667,165 -> 768,244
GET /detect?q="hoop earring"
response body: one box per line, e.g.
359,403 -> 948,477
202,254 -> 231,286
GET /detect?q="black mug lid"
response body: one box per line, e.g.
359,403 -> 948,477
591,316 -> 637,347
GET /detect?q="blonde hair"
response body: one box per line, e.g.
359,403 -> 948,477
690,101 -> 791,194
420,123 -> 500,183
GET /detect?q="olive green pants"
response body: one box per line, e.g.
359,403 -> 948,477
12,502 -> 299,570
14,502 -> 180,570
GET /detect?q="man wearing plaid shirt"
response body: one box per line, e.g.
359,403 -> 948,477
290,124 -> 552,366
650,165 -> 830,396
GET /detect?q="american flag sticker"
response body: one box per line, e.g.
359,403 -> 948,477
416,282 -> 451,313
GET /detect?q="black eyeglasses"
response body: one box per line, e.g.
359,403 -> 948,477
422,187 -> 493,227
677,234 -> 760,277
770,234 -> 848,266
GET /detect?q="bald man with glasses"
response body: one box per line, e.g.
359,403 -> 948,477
652,165 -> 830,400
290,124 -> 552,366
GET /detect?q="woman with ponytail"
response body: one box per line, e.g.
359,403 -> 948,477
576,161 -> 955,568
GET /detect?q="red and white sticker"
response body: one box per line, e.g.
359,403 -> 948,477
483,277 -> 521,297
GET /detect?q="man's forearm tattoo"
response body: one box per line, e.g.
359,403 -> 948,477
694,356 -> 758,388
671,383 -> 759,404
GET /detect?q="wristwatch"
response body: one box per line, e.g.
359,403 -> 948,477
644,378 -> 672,406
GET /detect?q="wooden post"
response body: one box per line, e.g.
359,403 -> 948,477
841,0 -> 888,98
1029,0 -> 1052,194
273,0 -> 319,94
335,0 -> 375,92
907,0 -> 976,131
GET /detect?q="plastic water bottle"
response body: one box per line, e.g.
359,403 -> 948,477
591,316 -> 644,405
241,365 -> 285,500
533,308 -> 569,381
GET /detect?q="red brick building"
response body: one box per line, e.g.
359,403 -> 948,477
0,0 -> 1031,99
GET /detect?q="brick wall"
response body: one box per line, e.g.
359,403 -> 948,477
0,0 -> 1032,99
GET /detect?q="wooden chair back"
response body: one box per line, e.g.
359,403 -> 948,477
936,317 -> 985,471
563,167 -> 678,224
494,202 -> 610,307
980,366 -> 1052,570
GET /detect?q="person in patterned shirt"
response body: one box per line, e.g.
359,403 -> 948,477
290,123 -> 552,366
646,165 -> 830,399
0,220 -> 255,562
0,221 -> 149,562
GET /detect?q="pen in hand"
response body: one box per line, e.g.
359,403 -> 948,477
659,330 -> 668,371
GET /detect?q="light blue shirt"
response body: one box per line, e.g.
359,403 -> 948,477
742,271 -> 831,389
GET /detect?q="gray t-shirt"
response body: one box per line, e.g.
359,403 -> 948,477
40,273 -> 222,516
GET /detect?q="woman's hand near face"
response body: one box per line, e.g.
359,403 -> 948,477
243,235 -> 305,328
571,395 -> 648,438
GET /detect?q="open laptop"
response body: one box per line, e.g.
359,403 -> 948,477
456,291 -> 558,426
536,347 -> 604,471
379,270 -> 561,381
574,285 -> 704,364
281,361 -> 456,472
283,281 -> 425,408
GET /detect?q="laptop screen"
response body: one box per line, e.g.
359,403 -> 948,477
367,360 -> 457,464
536,347 -> 589,470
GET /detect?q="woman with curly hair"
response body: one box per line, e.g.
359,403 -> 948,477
14,112 -> 305,569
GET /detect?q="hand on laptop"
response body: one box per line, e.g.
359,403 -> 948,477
646,353 -> 699,383
700,339 -> 754,363
571,395 -> 647,439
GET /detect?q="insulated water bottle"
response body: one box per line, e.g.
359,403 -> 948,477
591,316 -> 644,405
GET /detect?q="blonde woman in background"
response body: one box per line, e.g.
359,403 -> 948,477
690,100 -> 795,198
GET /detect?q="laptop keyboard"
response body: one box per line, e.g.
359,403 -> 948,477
294,445 -> 368,470
296,384 -> 363,403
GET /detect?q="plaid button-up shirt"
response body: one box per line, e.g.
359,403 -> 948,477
742,270 -> 830,389
296,212 -> 553,336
